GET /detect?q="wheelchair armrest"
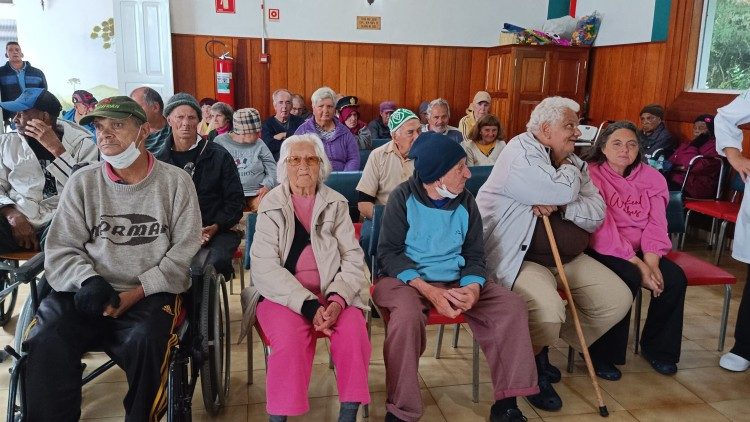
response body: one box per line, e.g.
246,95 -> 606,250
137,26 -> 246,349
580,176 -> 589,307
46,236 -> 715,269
13,252 -> 45,283
189,249 -> 211,279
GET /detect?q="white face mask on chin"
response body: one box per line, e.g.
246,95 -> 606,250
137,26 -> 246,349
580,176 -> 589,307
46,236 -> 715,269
101,127 -> 143,169
435,180 -> 458,199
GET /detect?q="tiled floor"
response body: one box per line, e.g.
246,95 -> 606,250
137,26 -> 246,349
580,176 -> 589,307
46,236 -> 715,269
0,240 -> 748,421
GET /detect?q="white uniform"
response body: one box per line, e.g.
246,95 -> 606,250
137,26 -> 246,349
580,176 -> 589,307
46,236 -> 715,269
715,89 -> 750,263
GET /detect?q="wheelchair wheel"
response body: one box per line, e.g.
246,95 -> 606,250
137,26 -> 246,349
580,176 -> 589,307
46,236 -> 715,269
13,295 -> 34,353
0,269 -> 19,327
199,269 -> 231,415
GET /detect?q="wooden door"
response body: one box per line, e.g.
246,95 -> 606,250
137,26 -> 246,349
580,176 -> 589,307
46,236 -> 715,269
485,49 -> 513,133
549,49 -> 589,105
510,48 -> 549,137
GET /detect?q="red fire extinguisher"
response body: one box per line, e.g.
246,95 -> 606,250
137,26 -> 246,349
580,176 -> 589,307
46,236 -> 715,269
205,40 -> 235,108
215,52 -> 235,107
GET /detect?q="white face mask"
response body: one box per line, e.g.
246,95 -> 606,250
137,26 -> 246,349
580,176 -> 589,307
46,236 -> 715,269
101,126 -> 143,169
435,180 -> 458,199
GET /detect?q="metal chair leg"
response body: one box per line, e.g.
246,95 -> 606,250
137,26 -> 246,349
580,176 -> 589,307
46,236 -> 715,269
719,285 -> 732,352
709,217 -> 718,247
435,325 -> 445,359
452,323 -> 461,348
680,210 -> 692,250
363,404 -> 369,418
634,289 -> 643,355
472,339 -> 479,403
715,220 -> 729,266
567,346 -> 574,373
239,258 -> 245,291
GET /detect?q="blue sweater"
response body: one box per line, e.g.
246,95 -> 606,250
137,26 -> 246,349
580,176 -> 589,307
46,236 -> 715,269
377,176 -> 486,287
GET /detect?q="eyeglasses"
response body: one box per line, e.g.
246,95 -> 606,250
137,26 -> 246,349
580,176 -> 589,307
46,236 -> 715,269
286,156 -> 322,166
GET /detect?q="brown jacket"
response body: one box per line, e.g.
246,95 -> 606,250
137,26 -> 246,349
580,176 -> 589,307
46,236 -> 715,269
250,182 -> 370,314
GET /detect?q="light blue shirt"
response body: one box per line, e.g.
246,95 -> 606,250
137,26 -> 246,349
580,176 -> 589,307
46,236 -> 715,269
15,63 -> 27,91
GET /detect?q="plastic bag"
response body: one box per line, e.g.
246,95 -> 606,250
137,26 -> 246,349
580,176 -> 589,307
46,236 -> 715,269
542,15 -> 578,39
571,12 -> 602,46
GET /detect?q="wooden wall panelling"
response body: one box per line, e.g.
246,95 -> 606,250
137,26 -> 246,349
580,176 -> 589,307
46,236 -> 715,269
453,49 -> 472,120
421,47 -> 439,104
388,46 -> 407,106
232,38 -> 250,109
437,48 -> 456,116
268,40 -> 288,99
321,43 -> 341,93
356,44 -> 375,120
171,34 -> 197,97
404,46 -> 424,111
469,49 -> 489,98
251,39 -> 270,116
286,41 -> 306,99
304,42 -> 323,103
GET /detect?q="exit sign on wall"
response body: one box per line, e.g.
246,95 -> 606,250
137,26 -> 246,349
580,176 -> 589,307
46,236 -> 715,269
216,0 -> 235,14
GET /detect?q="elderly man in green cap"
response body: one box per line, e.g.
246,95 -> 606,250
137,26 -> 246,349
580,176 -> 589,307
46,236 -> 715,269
23,96 -> 202,422
356,108 -> 421,249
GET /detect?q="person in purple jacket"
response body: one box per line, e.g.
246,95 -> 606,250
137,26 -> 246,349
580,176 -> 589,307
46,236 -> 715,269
294,86 -> 359,171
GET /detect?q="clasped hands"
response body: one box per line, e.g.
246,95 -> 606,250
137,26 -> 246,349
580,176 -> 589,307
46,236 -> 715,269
74,276 -> 144,318
411,278 -> 480,319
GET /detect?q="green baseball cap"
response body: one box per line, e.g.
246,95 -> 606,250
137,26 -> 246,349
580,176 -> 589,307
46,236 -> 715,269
79,96 -> 148,126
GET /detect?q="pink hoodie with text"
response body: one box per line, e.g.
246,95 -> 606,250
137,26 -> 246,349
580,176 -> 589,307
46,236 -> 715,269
588,161 -> 672,260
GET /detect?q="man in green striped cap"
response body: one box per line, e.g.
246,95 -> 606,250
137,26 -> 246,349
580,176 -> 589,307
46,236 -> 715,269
356,108 -> 421,249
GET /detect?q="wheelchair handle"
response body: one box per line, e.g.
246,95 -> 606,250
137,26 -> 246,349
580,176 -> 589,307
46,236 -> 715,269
189,249 -> 211,278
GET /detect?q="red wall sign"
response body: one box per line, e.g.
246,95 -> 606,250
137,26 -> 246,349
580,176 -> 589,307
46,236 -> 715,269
216,0 -> 235,14
268,8 -> 280,21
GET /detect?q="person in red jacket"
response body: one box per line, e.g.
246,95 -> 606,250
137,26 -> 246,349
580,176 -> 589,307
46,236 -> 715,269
666,114 -> 721,198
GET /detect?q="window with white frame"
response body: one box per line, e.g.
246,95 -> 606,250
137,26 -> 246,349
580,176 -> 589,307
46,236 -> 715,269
694,0 -> 750,92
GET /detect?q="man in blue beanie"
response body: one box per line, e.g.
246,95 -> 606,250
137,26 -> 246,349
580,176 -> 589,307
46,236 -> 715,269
372,132 -> 539,422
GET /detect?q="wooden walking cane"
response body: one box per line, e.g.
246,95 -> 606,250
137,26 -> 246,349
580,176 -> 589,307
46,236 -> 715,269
541,214 -> 609,417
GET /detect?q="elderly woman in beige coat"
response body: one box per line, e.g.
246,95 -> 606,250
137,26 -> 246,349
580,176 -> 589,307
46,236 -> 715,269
250,133 -> 371,421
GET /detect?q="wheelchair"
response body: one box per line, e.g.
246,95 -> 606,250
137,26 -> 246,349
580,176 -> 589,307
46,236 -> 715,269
0,251 -> 32,328
3,248 -> 231,421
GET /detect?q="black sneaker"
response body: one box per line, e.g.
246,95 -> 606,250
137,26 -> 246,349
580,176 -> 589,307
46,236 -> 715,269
384,411 -> 405,422
538,346 -> 561,383
641,347 -> 678,375
593,360 -> 622,381
491,408 -> 528,422
527,372 -> 563,411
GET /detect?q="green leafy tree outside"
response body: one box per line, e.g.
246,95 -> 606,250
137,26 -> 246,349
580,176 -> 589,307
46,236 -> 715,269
706,0 -> 750,90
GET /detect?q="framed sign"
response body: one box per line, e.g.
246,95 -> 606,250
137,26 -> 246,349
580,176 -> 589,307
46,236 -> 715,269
216,0 -> 235,14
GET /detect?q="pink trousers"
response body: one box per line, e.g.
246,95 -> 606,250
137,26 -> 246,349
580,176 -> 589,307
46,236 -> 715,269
256,299 -> 371,415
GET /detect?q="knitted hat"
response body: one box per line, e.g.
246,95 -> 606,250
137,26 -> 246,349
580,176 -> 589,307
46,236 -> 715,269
418,101 -> 429,115
379,101 -> 397,113
694,114 -> 715,136
640,104 -> 664,119
388,108 -> 418,132
339,106 -> 359,124
0,88 -> 62,117
80,96 -> 147,125
231,108 -> 261,135
163,92 -> 201,117
409,132 -> 466,183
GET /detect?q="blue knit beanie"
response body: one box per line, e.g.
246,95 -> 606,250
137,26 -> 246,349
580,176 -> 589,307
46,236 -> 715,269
409,132 -> 467,183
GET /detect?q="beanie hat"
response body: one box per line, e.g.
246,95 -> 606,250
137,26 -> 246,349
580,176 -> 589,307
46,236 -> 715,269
694,114 -> 715,136
379,101 -> 397,113
409,132 -> 466,183
163,92 -> 201,118
418,101 -> 429,115
640,104 -> 664,119
388,108 -> 418,132
339,105 -> 359,124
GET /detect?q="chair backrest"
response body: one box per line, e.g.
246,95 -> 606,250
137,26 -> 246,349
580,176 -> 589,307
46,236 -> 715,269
465,165 -> 493,197
577,124 -> 599,143
730,172 -> 746,201
372,138 -> 390,149
325,171 -> 362,204
359,149 -> 371,171
666,191 -> 685,235
243,213 -> 258,270
368,204 -> 385,277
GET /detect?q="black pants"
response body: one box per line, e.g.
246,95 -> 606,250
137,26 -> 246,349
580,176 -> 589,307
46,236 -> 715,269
205,230 -> 241,279
587,249 -> 687,364
730,264 -> 750,359
23,291 -> 181,422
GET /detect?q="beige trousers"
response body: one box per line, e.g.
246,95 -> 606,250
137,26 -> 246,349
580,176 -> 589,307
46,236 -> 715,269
511,253 -> 633,353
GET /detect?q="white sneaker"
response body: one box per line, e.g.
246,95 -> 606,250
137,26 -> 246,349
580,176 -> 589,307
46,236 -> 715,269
720,353 -> 750,372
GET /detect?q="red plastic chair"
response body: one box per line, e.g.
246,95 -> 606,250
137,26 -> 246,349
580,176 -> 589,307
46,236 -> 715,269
369,284 -> 480,403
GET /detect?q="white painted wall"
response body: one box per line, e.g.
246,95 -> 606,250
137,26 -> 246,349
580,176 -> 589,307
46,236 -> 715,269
575,0 -> 657,46
12,0 -> 118,106
170,0 -> 550,47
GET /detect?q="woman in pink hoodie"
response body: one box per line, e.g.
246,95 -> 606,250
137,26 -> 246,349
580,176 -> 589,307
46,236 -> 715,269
585,120 -> 687,379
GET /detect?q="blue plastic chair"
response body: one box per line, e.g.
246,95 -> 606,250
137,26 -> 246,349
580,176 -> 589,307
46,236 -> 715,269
372,138 -> 390,149
465,165 -> 493,197
359,149 -> 371,171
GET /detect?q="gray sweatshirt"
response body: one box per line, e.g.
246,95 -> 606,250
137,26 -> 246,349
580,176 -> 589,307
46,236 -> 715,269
214,134 -> 278,196
44,160 -> 202,295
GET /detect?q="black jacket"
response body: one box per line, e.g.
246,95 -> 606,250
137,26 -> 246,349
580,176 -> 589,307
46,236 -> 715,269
156,137 -> 244,231
0,61 -> 47,103
261,114 -> 304,161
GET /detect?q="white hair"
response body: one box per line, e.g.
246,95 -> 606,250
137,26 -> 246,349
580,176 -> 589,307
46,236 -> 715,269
427,98 -> 451,118
272,88 -> 291,102
310,86 -> 337,107
526,96 -> 580,133
277,133 -> 332,184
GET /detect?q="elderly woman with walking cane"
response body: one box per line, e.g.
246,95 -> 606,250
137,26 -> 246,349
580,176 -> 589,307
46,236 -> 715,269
476,97 -> 632,412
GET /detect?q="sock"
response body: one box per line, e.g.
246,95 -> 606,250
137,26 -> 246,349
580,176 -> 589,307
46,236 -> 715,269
268,415 -> 287,422
338,402 -> 360,422
491,397 -> 518,415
